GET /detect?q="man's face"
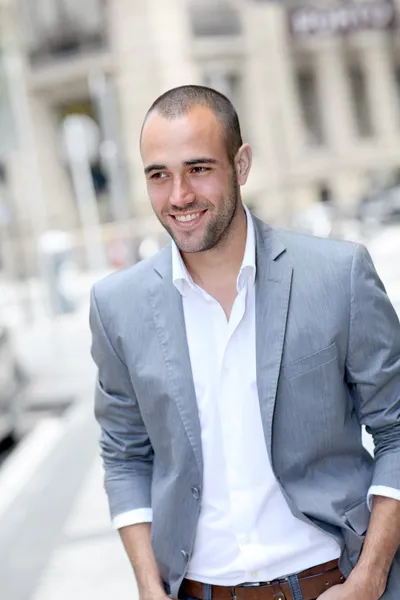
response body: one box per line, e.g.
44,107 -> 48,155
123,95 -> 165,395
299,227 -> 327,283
140,106 -> 240,254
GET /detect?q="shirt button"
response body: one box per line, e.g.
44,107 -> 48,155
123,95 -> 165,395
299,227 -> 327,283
191,486 -> 201,500
181,550 -> 189,562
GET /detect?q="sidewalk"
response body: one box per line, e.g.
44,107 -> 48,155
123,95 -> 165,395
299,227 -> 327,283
31,455 -> 137,600
0,268 -> 138,599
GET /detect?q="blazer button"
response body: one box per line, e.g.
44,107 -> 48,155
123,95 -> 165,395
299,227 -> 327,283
191,486 -> 201,500
181,550 -> 189,562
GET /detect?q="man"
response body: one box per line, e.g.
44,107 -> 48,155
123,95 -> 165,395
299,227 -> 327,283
90,86 -> 400,600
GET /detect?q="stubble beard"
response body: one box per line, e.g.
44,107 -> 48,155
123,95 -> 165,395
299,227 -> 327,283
160,177 -> 240,254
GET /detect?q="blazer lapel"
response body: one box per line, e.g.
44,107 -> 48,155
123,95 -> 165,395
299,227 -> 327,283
254,217 -> 293,463
148,247 -> 203,475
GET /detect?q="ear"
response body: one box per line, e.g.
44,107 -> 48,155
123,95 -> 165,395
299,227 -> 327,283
234,144 -> 252,186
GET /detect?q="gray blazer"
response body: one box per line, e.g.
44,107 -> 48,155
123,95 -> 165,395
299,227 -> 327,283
90,215 -> 400,598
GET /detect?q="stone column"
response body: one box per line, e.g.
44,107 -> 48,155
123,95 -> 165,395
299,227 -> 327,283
147,0 -> 199,90
243,3 -> 305,223
314,39 -> 356,153
354,32 -> 400,144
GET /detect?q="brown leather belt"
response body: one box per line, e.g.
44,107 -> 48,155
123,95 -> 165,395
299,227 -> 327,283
180,559 -> 344,600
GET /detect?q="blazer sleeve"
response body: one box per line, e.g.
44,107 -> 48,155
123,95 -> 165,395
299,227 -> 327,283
346,243 -> 400,491
90,285 -> 154,520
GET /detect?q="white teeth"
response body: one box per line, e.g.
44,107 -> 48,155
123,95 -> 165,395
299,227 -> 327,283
175,213 -> 201,223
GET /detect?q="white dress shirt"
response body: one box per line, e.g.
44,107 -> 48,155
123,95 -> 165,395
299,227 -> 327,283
113,206 -> 400,583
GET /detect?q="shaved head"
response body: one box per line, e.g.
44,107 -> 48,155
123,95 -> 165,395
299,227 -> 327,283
141,84 -> 243,165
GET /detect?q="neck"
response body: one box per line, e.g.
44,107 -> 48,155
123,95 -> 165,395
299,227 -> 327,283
181,203 -> 248,288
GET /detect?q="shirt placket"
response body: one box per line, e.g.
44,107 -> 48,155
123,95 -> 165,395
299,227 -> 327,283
217,284 -> 250,526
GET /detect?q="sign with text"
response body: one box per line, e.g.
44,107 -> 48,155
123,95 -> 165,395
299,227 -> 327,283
289,0 -> 396,39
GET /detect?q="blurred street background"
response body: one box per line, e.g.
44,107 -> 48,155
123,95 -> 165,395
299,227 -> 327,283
0,0 -> 399,599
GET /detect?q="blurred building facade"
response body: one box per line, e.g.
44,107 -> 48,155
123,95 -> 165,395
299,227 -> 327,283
1,0 -> 400,273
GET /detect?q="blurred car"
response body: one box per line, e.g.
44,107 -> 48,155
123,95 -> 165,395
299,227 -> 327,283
357,185 -> 400,225
0,323 -> 28,444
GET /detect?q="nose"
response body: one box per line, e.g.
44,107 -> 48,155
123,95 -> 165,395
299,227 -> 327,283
169,175 -> 195,209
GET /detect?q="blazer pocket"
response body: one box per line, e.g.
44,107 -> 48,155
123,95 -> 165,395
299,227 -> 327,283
283,342 -> 337,380
343,498 -> 370,537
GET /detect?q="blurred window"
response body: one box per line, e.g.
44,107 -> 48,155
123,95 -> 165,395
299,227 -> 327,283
318,184 -> 332,203
189,0 -> 242,37
348,66 -> 374,138
296,69 -> 325,147
19,0 -> 107,65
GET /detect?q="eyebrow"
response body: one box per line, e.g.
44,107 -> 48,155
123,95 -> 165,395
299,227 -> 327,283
144,157 -> 218,175
183,158 -> 218,167
144,163 -> 167,175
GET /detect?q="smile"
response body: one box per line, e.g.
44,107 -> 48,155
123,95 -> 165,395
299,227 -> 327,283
174,212 -> 202,223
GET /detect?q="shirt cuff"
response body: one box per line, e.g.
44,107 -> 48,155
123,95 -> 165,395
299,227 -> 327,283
112,508 -> 153,530
367,485 -> 400,510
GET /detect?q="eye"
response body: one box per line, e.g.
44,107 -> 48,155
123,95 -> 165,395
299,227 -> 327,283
191,166 -> 209,174
150,172 -> 168,180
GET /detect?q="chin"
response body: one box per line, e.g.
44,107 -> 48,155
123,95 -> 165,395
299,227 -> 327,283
175,241 -> 204,254
173,235 -> 206,254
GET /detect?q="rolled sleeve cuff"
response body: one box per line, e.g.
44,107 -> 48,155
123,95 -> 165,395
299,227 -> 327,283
112,508 -> 153,530
367,485 -> 400,510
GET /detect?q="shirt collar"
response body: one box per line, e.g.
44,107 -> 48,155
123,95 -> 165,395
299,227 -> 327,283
172,238 -> 195,296
172,204 -> 256,296
239,204 -> 256,289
